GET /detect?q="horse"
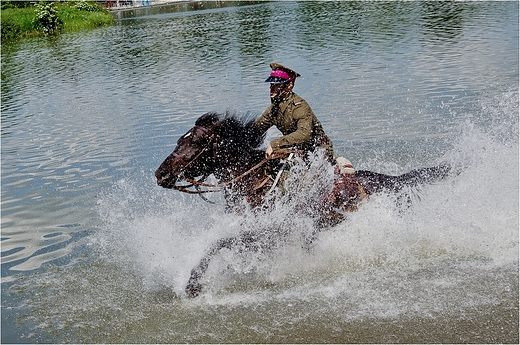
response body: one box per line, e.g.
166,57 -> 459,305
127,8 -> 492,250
155,112 -> 451,297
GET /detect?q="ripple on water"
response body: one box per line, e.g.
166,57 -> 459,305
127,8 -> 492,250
1,1 -> 518,343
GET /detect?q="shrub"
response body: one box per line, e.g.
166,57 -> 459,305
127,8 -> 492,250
73,1 -> 104,12
33,1 -> 63,35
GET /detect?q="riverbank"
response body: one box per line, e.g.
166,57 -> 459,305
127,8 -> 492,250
1,1 -> 114,41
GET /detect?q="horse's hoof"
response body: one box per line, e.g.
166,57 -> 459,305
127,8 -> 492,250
185,281 -> 202,298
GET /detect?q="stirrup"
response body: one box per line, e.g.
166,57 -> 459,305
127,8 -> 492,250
267,152 -> 294,194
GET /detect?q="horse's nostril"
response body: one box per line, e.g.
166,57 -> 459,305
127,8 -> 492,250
156,172 -> 177,188
155,168 -> 163,180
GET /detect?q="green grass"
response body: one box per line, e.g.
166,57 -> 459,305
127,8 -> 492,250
1,2 -> 114,41
1,6 -> 37,40
57,3 -> 114,32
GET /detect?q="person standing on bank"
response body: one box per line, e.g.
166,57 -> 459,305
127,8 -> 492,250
253,62 -> 335,163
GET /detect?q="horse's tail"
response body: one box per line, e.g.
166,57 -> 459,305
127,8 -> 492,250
355,164 -> 451,195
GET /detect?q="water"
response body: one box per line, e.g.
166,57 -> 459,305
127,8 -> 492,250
1,1 -> 518,343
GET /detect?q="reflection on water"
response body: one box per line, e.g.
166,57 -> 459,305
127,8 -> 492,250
1,1 -> 518,343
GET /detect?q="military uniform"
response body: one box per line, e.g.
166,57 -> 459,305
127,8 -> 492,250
254,62 -> 334,162
254,92 -> 334,161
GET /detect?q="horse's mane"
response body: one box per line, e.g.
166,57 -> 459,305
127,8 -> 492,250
195,112 -> 266,149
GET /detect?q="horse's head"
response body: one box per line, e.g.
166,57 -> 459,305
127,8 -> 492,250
155,112 -> 266,189
155,116 -> 220,188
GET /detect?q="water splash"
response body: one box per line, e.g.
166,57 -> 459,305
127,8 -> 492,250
4,90 -> 517,343
94,90 -> 518,301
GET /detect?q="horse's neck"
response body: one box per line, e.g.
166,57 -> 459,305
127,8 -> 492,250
214,148 -> 265,181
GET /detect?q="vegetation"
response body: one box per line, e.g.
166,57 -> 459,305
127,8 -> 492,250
1,1 -> 114,41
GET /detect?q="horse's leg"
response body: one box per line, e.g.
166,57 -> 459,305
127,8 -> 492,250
186,237 -> 235,298
185,231 -> 264,298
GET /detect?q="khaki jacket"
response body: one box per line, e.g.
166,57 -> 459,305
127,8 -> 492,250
254,93 -> 334,160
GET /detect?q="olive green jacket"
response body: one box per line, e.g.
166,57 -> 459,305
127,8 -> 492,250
254,92 -> 334,159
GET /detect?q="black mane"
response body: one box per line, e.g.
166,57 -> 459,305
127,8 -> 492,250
195,112 -> 266,149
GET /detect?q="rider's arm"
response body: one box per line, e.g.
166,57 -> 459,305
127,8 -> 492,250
270,101 -> 313,150
253,105 -> 275,134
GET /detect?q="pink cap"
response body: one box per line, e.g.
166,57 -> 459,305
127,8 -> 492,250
270,69 -> 292,80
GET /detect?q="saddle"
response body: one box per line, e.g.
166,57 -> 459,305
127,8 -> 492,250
250,152 -> 367,213
329,157 -> 367,212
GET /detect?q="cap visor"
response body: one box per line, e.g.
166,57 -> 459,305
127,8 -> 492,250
265,76 -> 290,84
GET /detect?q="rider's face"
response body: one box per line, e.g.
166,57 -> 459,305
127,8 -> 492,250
270,81 -> 293,102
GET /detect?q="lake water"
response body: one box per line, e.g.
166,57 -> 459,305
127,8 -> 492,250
1,1 -> 518,343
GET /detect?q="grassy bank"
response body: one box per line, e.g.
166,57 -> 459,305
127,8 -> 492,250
1,1 -> 114,41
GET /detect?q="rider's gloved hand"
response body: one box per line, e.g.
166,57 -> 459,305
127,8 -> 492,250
265,144 -> 274,158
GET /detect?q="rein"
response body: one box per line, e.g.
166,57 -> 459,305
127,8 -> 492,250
174,150 -> 298,200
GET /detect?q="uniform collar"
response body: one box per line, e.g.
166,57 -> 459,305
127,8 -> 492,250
273,92 -> 295,108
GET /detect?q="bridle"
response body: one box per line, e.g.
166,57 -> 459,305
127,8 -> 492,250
170,125 -> 218,194
170,125 -> 216,168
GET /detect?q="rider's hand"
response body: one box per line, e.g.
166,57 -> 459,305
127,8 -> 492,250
265,144 -> 273,158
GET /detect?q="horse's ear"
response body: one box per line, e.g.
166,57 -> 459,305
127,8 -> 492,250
195,112 -> 221,127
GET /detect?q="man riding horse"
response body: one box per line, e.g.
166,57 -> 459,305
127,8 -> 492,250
253,63 -> 359,209
253,62 -> 336,163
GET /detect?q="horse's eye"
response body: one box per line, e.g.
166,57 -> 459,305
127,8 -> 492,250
192,133 -> 210,144
177,131 -> 193,145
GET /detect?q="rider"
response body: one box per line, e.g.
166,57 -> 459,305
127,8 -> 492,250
253,62 -> 360,207
253,62 -> 335,163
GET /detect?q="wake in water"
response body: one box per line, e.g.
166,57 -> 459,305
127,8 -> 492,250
96,90 -> 518,300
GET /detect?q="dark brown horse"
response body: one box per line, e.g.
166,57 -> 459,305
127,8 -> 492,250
155,112 -> 451,297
